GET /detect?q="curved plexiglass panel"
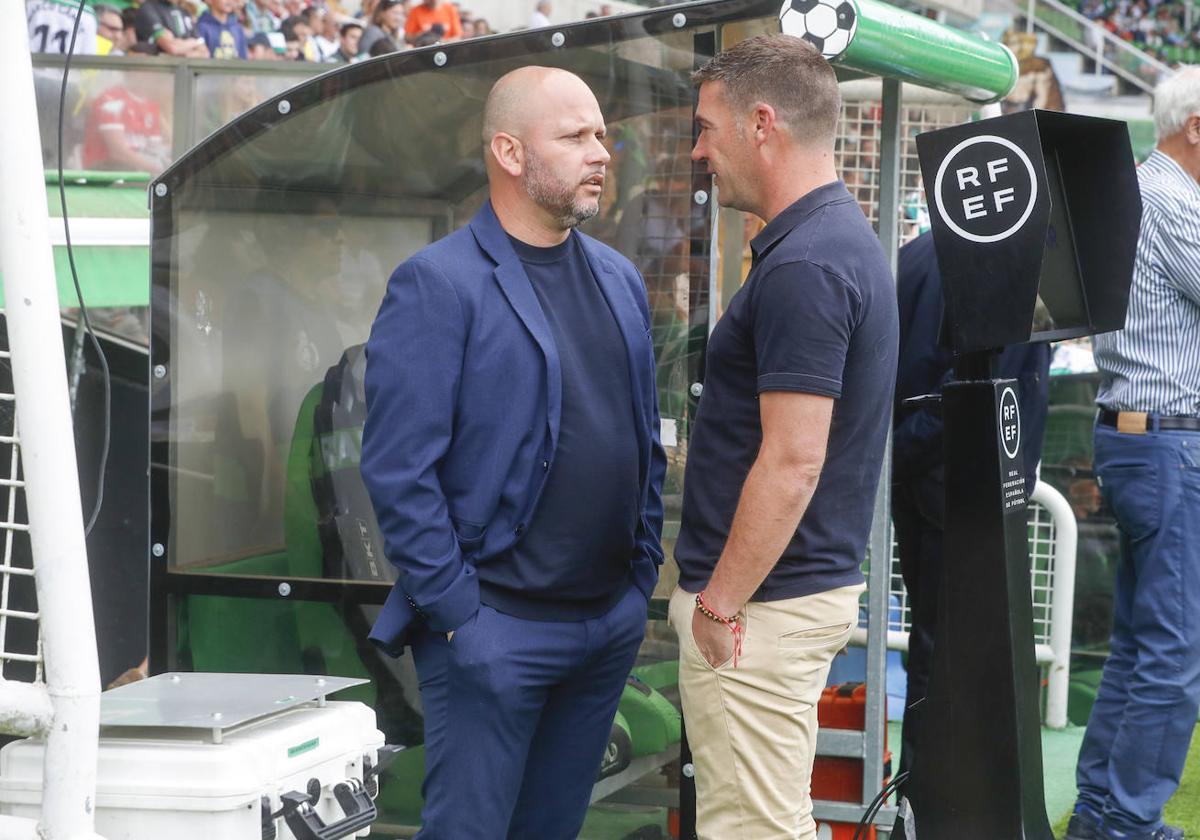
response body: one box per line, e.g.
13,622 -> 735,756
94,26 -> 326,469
149,7 -> 784,833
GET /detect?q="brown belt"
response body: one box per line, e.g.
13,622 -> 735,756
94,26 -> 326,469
1098,408 -> 1200,433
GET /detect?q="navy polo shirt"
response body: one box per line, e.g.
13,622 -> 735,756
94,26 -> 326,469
675,182 -> 899,601
477,232 -> 640,621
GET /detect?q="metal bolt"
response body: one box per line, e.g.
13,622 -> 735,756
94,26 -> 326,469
316,678 -> 326,686
672,12 -> 687,27
153,364 -> 167,379
152,543 -> 165,557
278,582 -> 292,597
693,190 -> 709,205
433,51 -> 447,66
153,183 -> 167,198
170,674 -> 181,683
551,31 -> 565,46
682,762 -> 695,778
690,382 -> 703,398
277,99 -> 291,115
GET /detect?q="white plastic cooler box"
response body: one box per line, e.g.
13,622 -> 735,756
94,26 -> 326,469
0,673 -> 391,840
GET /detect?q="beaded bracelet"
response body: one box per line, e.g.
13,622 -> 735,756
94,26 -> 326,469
695,591 -> 744,668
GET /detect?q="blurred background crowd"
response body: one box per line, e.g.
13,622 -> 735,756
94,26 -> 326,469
27,0 -> 624,63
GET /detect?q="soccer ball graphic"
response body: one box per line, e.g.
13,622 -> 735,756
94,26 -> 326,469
779,0 -> 858,60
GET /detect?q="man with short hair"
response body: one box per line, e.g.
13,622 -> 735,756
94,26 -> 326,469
361,66 -> 666,840
94,4 -> 127,54
330,21 -> 361,62
247,31 -> 277,58
530,0 -> 551,28
675,34 -> 898,839
197,0 -> 248,59
134,0 -> 209,56
403,0 -> 461,43
279,14 -> 313,60
1063,66 -> 1200,840
313,7 -> 341,60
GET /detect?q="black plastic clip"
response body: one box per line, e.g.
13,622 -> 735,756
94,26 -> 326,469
278,779 -> 377,840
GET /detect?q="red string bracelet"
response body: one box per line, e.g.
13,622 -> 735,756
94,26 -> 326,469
695,591 -> 744,668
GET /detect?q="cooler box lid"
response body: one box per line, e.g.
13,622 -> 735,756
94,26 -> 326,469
100,672 -> 367,732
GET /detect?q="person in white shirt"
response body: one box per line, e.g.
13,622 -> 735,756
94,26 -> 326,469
530,0 -> 551,28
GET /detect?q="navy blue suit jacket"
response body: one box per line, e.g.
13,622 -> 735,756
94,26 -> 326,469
361,201 -> 667,656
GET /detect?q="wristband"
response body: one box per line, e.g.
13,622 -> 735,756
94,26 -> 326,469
695,591 -> 745,668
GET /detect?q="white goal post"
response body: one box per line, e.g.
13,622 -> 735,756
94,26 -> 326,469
0,2 -> 104,838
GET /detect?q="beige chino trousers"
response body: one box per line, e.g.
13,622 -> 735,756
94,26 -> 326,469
669,582 -> 865,840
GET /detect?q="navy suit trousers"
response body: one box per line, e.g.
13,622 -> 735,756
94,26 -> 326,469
411,584 -> 648,839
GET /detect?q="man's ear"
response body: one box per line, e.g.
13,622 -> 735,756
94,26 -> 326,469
1187,113 -> 1200,146
490,132 -> 523,177
751,102 -> 777,146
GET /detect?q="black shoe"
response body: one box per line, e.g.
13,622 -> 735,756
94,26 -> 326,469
1065,811 -> 1101,840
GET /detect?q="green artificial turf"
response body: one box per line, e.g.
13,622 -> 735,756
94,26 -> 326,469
1053,727 -> 1200,838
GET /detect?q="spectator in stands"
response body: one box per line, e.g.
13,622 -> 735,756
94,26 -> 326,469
82,76 -> 172,174
27,0 -> 97,54
95,4 -> 126,55
368,34 -> 400,55
530,0 -> 552,28
197,0 -> 249,59
404,0 -> 462,44
331,21 -> 362,61
120,8 -> 139,51
313,7 -> 342,61
474,17 -> 493,35
600,3 -> 615,14
461,18 -> 476,37
246,0 -> 284,33
247,31 -> 278,59
135,0 -> 210,57
359,0 -> 405,54
280,15 -> 312,60
283,0 -> 306,17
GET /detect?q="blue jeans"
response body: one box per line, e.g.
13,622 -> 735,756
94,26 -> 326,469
410,584 -> 648,840
1074,424 -> 1200,835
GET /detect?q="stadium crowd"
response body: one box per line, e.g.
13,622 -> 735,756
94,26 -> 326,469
1077,0 -> 1200,63
27,0 -> 621,62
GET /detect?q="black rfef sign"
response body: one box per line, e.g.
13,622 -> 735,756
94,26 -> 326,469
998,385 -> 1026,512
917,110 -> 1141,354
933,135 -> 1039,245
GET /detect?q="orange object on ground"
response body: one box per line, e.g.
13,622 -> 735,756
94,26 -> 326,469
812,682 -> 893,840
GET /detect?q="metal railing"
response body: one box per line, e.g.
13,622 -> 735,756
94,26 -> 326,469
1002,0 -> 1173,93
851,480 -> 1079,729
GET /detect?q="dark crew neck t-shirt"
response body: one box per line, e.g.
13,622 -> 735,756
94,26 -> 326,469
477,232 -> 640,621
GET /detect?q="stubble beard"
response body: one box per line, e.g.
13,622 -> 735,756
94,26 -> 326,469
523,149 -> 600,230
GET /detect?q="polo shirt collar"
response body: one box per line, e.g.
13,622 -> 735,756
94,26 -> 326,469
750,180 -> 852,263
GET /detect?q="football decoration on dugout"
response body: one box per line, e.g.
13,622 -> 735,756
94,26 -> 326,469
780,0 -> 859,59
